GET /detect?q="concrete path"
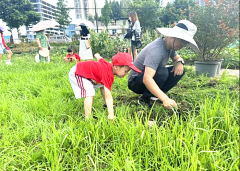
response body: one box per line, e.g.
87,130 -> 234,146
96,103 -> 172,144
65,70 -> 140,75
184,65 -> 239,78
219,69 -> 239,77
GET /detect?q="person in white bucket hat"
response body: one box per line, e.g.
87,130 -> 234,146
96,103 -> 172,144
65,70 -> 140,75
128,20 -> 199,109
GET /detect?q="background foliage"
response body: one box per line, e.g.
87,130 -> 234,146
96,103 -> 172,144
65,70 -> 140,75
54,0 -> 71,32
0,0 -> 40,34
189,0 -> 239,61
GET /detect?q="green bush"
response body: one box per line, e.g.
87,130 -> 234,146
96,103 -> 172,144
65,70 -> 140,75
90,30 -> 128,58
190,0 -> 239,61
221,47 -> 239,69
6,42 -> 38,54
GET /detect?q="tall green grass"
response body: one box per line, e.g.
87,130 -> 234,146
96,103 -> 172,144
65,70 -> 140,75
0,53 -> 239,170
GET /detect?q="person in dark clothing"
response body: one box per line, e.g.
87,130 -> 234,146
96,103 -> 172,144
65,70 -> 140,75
128,20 -> 199,109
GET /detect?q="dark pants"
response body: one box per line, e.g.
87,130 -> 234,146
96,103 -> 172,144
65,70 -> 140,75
128,66 -> 185,98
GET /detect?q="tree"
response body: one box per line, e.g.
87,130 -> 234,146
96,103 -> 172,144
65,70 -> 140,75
189,0 -> 239,61
101,0 -> 111,28
128,0 -> 162,31
120,0 -> 131,18
88,14 -> 94,23
25,11 -> 41,27
54,0 -> 71,34
159,0 -> 196,27
110,0 -> 121,20
0,0 -> 40,34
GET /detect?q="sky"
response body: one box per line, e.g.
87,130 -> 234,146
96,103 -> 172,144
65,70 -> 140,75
49,0 -> 170,20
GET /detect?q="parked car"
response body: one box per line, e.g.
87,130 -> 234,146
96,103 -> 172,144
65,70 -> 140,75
49,35 -> 72,43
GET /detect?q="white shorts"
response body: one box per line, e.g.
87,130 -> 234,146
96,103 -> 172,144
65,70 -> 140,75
68,65 -> 103,99
0,46 -> 6,54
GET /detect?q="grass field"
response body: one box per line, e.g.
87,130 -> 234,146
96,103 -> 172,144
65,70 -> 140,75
0,53 -> 239,170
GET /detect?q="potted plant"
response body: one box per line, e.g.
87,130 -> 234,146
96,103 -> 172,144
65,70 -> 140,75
189,0 -> 239,77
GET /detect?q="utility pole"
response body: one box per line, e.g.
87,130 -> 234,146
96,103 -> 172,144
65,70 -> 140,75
94,0 -> 99,33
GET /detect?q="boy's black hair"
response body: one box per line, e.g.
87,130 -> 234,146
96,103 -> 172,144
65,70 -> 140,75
67,47 -> 74,53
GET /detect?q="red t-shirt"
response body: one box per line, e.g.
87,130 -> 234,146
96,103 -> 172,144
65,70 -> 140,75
75,58 -> 114,91
66,53 -> 81,62
1,33 -> 10,50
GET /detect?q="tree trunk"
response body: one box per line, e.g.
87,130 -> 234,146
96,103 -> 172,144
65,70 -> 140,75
10,34 -> 14,44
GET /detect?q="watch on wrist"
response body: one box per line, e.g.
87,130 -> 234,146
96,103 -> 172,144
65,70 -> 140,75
176,59 -> 185,65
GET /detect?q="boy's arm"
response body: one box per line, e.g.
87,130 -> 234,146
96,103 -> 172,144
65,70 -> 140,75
94,53 -> 102,61
103,86 -> 114,120
75,53 -> 81,62
1,34 -> 10,50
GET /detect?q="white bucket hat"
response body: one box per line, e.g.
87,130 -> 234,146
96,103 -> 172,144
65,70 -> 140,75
157,20 -> 199,52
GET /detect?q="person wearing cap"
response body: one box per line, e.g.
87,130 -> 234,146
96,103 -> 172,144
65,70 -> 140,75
68,52 -> 141,120
128,20 -> 199,109
0,28 -> 12,65
79,23 -> 93,60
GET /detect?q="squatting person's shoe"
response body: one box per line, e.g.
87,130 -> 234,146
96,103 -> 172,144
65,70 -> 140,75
150,97 -> 159,101
138,95 -> 153,108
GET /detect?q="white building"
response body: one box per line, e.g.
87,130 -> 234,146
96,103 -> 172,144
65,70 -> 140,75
26,0 -> 64,40
74,0 -> 101,20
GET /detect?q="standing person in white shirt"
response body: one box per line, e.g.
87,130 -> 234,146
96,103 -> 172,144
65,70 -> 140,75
128,11 -> 141,60
79,23 -> 93,60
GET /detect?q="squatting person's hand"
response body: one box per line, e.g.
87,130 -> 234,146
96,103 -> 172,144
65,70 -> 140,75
163,98 -> 177,109
171,63 -> 184,77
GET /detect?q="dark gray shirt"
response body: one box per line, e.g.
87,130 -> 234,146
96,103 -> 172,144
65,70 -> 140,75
128,38 -> 177,80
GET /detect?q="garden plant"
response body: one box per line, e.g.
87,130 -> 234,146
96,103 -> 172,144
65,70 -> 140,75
0,47 -> 239,169
189,0 -> 239,61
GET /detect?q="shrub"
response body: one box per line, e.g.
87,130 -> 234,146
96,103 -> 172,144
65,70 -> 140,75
189,0 -> 239,61
221,47 -> 239,69
7,42 -> 38,54
90,30 -> 128,58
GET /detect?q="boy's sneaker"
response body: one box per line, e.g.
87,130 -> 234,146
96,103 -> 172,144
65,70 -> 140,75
138,95 -> 152,108
148,120 -> 155,127
6,61 -> 12,65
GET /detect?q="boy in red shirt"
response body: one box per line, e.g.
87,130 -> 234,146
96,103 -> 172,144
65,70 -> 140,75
64,47 -> 81,63
0,28 -> 12,65
68,52 -> 141,120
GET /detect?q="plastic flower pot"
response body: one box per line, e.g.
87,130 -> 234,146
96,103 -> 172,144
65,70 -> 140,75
194,61 -> 220,77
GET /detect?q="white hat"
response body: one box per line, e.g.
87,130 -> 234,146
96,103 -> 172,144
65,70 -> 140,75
157,20 -> 199,52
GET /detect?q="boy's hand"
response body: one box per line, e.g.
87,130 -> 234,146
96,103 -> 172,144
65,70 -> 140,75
108,114 -> 115,120
94,53 -> 102,60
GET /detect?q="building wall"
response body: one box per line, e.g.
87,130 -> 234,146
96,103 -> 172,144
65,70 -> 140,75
74,0 -> 101,20
27,0 -> 63,41
30,0 -> 56,20
65,24 -> 77,37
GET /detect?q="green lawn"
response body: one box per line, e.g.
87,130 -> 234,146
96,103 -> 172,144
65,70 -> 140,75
0,53 -> 239,170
